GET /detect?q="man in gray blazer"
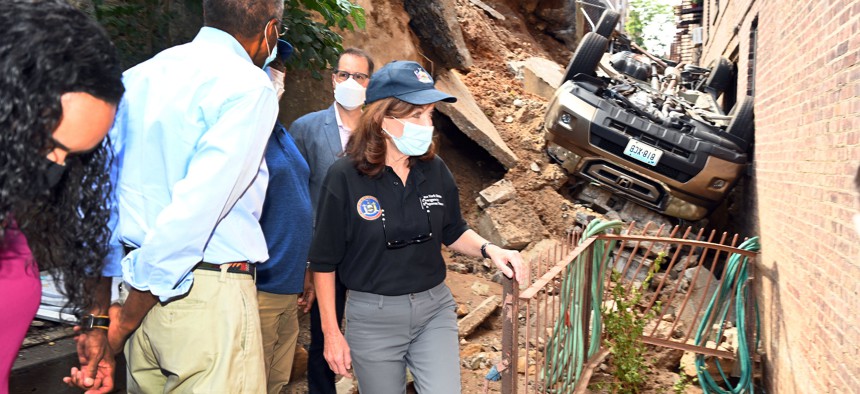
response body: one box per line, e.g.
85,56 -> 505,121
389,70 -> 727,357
287,47 -> 374,394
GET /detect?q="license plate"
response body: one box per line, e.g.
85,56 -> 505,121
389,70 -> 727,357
623,139 -> 663,166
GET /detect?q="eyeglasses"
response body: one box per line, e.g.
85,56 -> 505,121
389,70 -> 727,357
333,70 -> 370,84
381,202 -> 433,249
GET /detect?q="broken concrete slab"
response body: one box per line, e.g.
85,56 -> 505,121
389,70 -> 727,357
436,69 -> 519,169
458,295 -> 500,337
403,0 -> 473,70
520,238 -> 562,265
476,200 -> 545,250
469,0 -> 506,20
523,57 -> 564,100
476,179 -> 517,209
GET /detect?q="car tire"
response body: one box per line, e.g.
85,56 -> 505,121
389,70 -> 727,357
594,10 -> 620,37
726,95 -> 754,151
705,58 -> 732,95
561,32 -> 609,83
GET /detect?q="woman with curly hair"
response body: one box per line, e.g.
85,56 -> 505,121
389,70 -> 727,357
0,0 -> 124,391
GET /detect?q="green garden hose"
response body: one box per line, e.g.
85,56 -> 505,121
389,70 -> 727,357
694,236 -> 761,394
542,219 -> 623,392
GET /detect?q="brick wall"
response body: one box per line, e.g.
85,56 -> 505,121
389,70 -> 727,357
702,0 -> 860,391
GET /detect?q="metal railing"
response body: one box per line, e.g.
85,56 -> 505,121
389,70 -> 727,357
500,221 -> 758,393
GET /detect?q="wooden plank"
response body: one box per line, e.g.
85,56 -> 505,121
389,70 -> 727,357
458,295 -> 500,337
468,0 -> 506,20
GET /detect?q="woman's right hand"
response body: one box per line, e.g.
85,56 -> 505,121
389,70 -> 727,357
323,330 -> 352,378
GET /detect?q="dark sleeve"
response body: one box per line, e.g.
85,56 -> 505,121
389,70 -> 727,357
439,159 -> 469,246
308,166 -> 348,272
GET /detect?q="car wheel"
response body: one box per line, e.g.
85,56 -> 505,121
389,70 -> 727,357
705,58 -> 732,95
594,10 -> 620,37
726,95 -> 754,151
561,32 -> 609,83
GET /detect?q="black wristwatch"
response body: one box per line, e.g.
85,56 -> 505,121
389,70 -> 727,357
79,314 -> 110,331
480,242 -> 494,259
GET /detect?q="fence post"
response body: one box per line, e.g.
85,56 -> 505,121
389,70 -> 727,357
501,271 -> 519,394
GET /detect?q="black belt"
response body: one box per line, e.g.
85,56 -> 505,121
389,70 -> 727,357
122,246 -> 255,277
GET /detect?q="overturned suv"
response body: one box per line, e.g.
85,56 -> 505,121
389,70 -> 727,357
545,30 -> 753,221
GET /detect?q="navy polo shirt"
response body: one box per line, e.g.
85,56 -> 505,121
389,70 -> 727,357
308,156 -> 469,295
257,124 -> 313,294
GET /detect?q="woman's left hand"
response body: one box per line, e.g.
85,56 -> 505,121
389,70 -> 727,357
486,245 -> 528,284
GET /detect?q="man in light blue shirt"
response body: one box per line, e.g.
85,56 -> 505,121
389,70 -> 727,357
104,0 -> 284,391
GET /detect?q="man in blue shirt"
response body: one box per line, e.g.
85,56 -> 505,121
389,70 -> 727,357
255,46 -> 315,394
288,47 -> 374,394
105,0 -> 284,391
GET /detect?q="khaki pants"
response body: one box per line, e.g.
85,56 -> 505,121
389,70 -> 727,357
125,268 -> 266,393
257,291 -> 299,394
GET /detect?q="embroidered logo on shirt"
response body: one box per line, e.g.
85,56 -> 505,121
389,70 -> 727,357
420,194 -> 444,208
356,195 -> 382,221
414,68 -> 433,84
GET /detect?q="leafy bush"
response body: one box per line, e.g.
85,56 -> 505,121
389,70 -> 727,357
90,0 -> 364,76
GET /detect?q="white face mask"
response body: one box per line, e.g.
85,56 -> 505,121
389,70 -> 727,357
334,77 -> 366,110
383,117 -> 434,156
267,67 -> 285,101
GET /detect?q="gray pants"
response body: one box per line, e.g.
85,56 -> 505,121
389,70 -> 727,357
345,282 -> 461,394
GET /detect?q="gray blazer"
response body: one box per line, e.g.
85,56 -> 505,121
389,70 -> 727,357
287,104 -> 342,220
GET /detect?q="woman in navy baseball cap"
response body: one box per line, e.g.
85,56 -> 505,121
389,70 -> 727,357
308,60 -> 528,393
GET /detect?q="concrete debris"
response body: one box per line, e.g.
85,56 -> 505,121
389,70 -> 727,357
619,202 -> 672,229
458,295 -> 500,337
402,0 -> 472,70
447,262 -> 469,274
468,0 -> 506,20
471,282 -> 491,297
507,60 -> 526,80
541,164 -> 567,189
476,200 -> 545,250
462,351 -> 500,370
460,343 -> 485,359
530,162 -> 541,172
435,69 -> 519,169
504,115 -> 515,123
522,57 -> 564,100
456,303 -> 470,317
612,249 -> 655,282
513,98 -> 525,107
476,179 -> 517,209
520,239 -> 562,266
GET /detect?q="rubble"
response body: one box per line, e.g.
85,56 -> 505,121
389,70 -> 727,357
467,0 -> 505,20
476,179 -> 517,209
458,295 -> 500,337
402,0 -> 473,70
435,69 -> 520,169
522,56 -> 563,100
475,200 -> 545,249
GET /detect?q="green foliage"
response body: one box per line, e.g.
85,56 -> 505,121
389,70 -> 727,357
624,0 -> 673,53
90,0 -> 364,76
282,0 -> 365,79
93,0 -> 202,68
600,251 -> 667,393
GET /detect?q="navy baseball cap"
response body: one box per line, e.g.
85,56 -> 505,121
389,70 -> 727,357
365,61 -> 457,105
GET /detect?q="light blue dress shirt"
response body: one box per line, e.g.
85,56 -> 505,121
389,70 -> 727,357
111,27 -> 278,301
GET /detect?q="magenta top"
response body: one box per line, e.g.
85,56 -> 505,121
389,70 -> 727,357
0,220 -> 41,394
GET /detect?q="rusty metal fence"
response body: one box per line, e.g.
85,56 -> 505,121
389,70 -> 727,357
499,221 -> 759,393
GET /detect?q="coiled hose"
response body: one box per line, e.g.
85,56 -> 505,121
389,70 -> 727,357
694,236 -> 761,394
542,219 -> 623,392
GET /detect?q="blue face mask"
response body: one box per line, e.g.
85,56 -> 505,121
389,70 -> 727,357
383,117 -> 434,156
262,22 -> 278,69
